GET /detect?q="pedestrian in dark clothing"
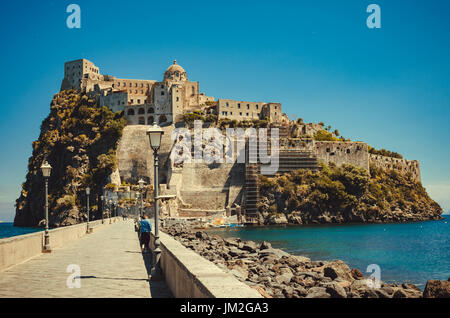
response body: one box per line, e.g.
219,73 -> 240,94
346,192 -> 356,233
140,214 -> 152,253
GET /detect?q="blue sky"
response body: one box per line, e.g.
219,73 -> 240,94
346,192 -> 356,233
0,0 -> 449,221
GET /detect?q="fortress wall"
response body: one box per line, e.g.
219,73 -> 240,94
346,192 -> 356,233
369,154 -> 421,182
115,125 -> 174,185
179,162 -> 245,210
314,141 -> 370,171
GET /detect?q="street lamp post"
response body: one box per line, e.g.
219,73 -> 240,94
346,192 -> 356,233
147,122 -> 164,280
86,187 -> 90,233
101,195 -> 104,224
40,161 -> 52,253
138,179 -> 145,218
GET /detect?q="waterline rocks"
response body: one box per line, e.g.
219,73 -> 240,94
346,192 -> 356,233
163,224 -> 431,298
423,279 -> 450,298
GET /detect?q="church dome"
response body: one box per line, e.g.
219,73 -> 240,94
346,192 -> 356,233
164,60 -> 188,81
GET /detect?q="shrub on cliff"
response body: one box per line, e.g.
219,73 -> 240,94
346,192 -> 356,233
15,90 -> 127,227
368,146 -> 403,159
258,162 -> 442,224
313,130 -> 340,141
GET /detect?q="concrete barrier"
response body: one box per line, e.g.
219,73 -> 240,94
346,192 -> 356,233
150,230 -> 262,298
0,217 -> 122,272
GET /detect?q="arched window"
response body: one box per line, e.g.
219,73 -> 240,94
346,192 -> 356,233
138,108 -> 145,115
148,107 -> 154,114
159,114 -> 167,124
138,117 -> 145,125
148,116 -> 154,124
127,108 -> 135,116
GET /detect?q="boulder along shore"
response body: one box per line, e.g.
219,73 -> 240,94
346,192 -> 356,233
163,224 -> 450,298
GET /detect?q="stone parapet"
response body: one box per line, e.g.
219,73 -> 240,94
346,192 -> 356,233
150,229 -> 262,298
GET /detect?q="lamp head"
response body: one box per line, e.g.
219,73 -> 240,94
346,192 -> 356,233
146,122 -> 164,151
40,161 -> 52,178
138,178 -> 145,189
86,187 -> 90,195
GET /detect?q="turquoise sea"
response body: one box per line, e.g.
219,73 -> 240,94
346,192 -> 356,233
0,222 -> 43,239
207,218 -> 450,288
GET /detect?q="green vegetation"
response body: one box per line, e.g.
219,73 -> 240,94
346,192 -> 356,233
313,130 -> 340,141
258,162 -> 442,224
368,146 -> 403,159
182,112 -> 205,123
15,90 -> 127,227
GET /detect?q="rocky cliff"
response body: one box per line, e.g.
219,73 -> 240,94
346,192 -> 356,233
14,90 -> 127,227
258,162 -> 442,225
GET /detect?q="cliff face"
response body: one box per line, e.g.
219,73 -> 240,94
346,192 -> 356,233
258,162 -> 442,225
14,90 -> 127,227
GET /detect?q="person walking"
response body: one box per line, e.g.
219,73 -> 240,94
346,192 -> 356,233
139,214 -> 152,253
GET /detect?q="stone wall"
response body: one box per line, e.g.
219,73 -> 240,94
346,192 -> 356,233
369,154 -> 421,182
278,139 -> 370,171
115,125 -> 174,185
149,229 -> 262,298
315,141 -> 370,171
177,162 -> 245,211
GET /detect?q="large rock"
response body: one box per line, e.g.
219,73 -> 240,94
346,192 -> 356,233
242,241 -> 259,253
323,260 -> 354,282
305,287 -> 331,298
273,270 -> 294,285
268,214 -> 288,225
324,282 -> 347,298
259,248 -> 290,259
423,279 -> 450,298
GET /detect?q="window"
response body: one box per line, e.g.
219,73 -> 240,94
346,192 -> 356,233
237,103 -> 240,108
138,117 -> 145,125
161,91 -> 165,95
130,99 -> 134,104
127,109 -> 135,116
129,83 -> 132,87
148,107 -> 154,113
247,104 -> 250,109
141,83 -> 143,88
135,83 -> 138,87
138,108 -> 145,115
176,97 -> 179,102
230,112 -> 233,115
346,149 -> 351,154
159,114 -> 167,124
240,112 -> 242,116
246,113 -> 249,116
226,102 -> 229,107
148,116 -> 154,124
117,82 -> 120,87
117,101 -> 121,106
256,105 -> 259,109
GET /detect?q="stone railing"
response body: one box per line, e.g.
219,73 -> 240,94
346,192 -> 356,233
0,217 -> 122,272
149,229 -> 262,298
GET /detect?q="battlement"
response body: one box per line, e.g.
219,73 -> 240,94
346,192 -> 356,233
369,153 -> 421,182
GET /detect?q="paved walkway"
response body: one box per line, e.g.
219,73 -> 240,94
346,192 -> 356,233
0,220 -> 172,298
